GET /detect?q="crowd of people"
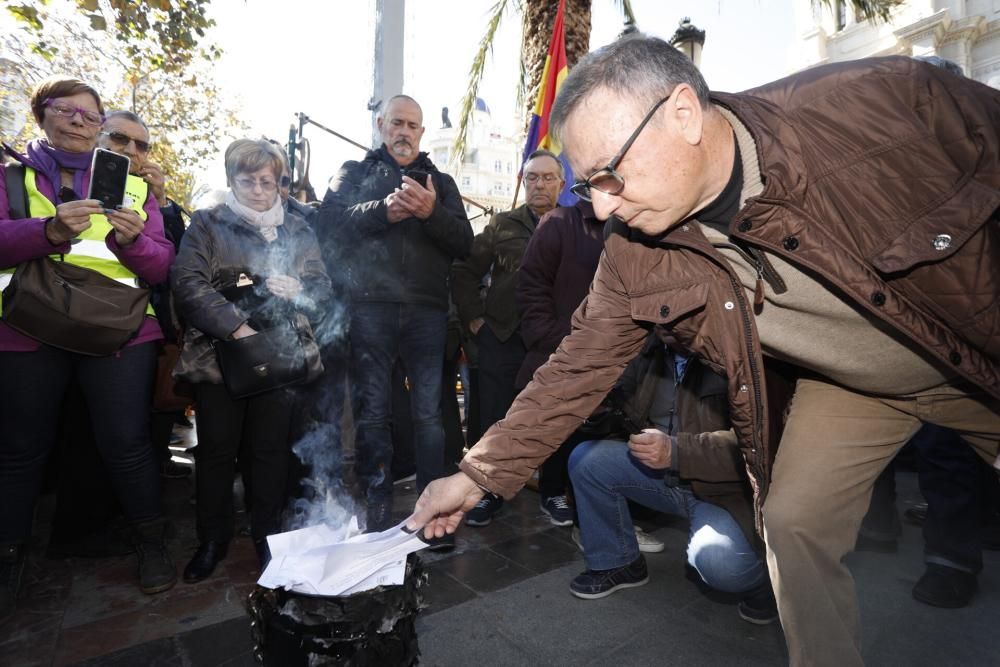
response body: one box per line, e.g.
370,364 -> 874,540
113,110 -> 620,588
0,31 -> 998,667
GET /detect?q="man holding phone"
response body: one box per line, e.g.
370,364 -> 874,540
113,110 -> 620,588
318,95 -> 473,539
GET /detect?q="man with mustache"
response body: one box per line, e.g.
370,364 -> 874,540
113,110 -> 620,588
407,36 -> 1000,664
318,95 -> 472,541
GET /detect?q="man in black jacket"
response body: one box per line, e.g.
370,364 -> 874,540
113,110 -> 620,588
318,95 -> 472,534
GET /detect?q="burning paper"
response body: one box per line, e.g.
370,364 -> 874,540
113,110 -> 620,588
257,517 -> 429,596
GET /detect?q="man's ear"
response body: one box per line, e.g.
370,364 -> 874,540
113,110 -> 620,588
671,84 -> 704,146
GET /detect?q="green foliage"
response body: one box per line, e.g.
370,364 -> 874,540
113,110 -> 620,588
1,0 -> 243,209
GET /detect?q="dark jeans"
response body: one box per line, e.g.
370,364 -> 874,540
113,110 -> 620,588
476,325 -> 526,431
912,424 -> 992,573
539,431 -> 587,499
390,360 -> 416,481
193,383 -> 293,543
349,302 -> 447,496
441,345 -> 464,475
0,344 -> 161,542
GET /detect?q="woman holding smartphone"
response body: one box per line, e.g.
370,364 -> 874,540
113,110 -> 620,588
0,76 -> 177,624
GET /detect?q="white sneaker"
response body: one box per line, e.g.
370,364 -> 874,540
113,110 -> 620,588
634,525 -> 664,553
571,525 -> 664,554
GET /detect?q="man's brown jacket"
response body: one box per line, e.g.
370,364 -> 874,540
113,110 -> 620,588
460,56 -> 1000,530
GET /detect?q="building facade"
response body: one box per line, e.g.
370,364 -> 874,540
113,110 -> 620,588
793,0 -> 1000,87
426,98 -> 522,234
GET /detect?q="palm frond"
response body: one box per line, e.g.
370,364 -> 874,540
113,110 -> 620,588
610,0 -> 636,26
821,0 -> 902,23
451,0 -> 511,169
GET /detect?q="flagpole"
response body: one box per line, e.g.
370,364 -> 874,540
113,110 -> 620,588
510,171 -> 522,210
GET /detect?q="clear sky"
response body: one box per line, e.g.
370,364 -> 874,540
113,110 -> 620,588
203,0 -> 799,193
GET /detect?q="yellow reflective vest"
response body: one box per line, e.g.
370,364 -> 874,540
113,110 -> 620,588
1,166 -> 155,316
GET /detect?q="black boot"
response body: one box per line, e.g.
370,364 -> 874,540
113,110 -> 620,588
130,519 -> 177,595
183,541 -> 228,583
0,542 -> 26,625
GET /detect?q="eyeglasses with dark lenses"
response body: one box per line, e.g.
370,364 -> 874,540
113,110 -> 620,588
99,130 -> 151,154
234,177 -> 278,192
280,175 -> 291,187
569,93 -> 673,202
43,99 -> 105,127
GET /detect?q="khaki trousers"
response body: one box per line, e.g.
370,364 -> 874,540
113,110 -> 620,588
762,379 -> 1000,666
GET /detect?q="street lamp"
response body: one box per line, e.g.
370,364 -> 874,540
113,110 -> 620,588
669,17 -> 706,69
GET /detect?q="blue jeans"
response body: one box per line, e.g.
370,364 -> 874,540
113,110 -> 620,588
349,302 -> 447,498
569,439 -> 767,594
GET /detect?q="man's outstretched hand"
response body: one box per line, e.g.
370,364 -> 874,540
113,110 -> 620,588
405,472 -> 485,539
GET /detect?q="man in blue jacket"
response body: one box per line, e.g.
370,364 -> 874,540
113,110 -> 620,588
318,95 -> 473,537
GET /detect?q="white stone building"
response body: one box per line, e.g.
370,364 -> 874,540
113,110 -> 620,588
426,98 -> 522,234
793,0 -> 1000,87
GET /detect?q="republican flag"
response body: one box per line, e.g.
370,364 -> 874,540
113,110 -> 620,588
521,0 -> 576,205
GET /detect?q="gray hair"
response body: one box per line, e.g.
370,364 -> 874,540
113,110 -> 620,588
383,94 -> 422,118
550,34 -> 711,143
524,148 -> 564,179
104,109 -> 148,131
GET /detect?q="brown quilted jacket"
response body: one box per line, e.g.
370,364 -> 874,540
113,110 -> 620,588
460,56 -> 1000,531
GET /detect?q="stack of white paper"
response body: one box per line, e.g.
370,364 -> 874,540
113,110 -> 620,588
257,518 -> 429,596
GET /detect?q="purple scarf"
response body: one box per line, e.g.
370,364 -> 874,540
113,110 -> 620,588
25,139 -> 93,203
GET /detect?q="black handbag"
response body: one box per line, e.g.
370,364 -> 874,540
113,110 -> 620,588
212,316 -> 323,399
2,255 -> 150,356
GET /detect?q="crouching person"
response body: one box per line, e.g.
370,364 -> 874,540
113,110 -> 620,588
568,331 -> 775,624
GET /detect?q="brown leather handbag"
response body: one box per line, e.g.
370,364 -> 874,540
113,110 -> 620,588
2,256 -> 150,356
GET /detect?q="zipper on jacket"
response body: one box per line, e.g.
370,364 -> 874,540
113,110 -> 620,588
727,273 -> 766,489
713,241 -> 786,308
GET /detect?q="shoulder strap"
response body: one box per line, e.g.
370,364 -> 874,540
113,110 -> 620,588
4,162 -> 28,220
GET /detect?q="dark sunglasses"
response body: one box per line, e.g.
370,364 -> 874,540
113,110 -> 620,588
99,130 -> 151,154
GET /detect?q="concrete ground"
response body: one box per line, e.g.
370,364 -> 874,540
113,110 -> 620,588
1,422 -> 998,666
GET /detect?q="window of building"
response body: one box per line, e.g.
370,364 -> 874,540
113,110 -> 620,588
506,161 -> 512,174
834,0 -> 848,31
461,176 -> 471,187
494,159 -> 503,173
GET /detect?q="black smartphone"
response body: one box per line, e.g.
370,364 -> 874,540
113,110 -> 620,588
403,169 -> 429,187
87,148 -> 130,209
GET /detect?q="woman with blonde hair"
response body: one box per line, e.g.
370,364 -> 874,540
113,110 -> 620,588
172,139 -> 332,582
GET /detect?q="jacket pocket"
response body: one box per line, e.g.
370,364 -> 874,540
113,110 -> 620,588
870,179 -> 1000,275
629,282 -> 710,326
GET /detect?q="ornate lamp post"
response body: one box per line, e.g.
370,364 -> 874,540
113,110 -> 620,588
669,17 -> 706,69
